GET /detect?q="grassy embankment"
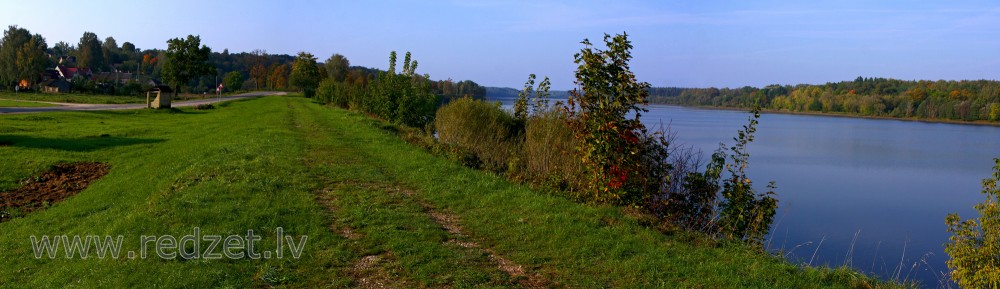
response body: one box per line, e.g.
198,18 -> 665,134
0,96 -> 896,287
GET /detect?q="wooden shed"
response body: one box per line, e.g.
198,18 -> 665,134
146,84 -> 174,109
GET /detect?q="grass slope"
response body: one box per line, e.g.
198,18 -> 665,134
0,96 -> 893,288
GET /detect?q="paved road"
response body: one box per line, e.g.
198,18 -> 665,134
0,91 -> 287,114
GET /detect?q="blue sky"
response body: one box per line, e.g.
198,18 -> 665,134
3,0 -> 1000,89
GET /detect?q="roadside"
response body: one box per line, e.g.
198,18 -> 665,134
0,99 -> 57,108
0,91 -> 286,114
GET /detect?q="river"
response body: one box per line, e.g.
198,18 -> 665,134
493,97 -> 1000,287
644,104 -> 1000,287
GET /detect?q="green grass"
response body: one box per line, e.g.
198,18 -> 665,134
0,96 -> 900,288
0,92 -> 146,104
0,99 -> 56,107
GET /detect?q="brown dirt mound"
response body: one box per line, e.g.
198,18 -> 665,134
0,162 -> 110,222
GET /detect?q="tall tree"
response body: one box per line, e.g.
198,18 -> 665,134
289,52 -> 321,97
161,35 -> 215,96
267,64 -> 288,90
121,41 -> 136,54
52,41 -> 73,58
0,25 -> 33,87
324,53 -> 349,82
103,36 -> 119,68
16,35 -> 48,87
77,32 -> 104,70
120,42 -> 138,72
249,49 -> 268,90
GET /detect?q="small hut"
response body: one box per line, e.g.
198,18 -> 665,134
146,82 -> 174,109
41,79 -> 70,93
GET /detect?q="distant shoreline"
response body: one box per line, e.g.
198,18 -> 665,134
656,103 -> 1000,127
485,96 -> 1000,127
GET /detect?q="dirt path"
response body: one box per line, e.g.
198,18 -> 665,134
402,188 -> 551,288
0,91 -> 287,114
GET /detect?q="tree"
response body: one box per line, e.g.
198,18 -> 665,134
563,32 -> 651,203
268,64 -> 288,90
289,52 -> 321,97
0,26 -> 47,89
0,26 -> 33,87
223,71 -> 243,93
161,35 -> 215,96
103,36 -> 119,68
53,41 -> 73,57
946,158 -> 1000,288
77,32 -> 104,70
325,53 -> 349,82
121,42 -> 136,54
15,35 -> 48,87
249,49 -> 268,90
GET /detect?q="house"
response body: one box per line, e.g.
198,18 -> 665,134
41,79 -> 71,93
55,65 -> 92,80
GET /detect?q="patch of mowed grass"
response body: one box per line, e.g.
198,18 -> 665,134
0,96 -> 351,287
293,100 -> 520,287
0,99 -> 56,107
0,92 -> 145,104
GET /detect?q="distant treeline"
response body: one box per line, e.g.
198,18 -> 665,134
0,25 -> 486,100
486,86 -> 569,100
648,77 -> 1000,122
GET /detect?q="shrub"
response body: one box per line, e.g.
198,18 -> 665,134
945,158 -> 1000,288
714,107 -> 778,244
657,107 -> 778,245
362,51 -> 439,127
316,79 -> 352,108
434,97 -> 521,172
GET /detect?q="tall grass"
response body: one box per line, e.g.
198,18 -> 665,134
521,107 -> 583,191
434,97 -> 521,172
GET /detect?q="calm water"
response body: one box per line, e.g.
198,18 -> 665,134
644,105 -> 999,287
494,98 -> 1000,287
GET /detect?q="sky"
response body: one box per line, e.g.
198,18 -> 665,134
3,0 -> 1000,90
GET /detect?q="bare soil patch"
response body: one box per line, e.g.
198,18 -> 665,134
0,162 -> 109,222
